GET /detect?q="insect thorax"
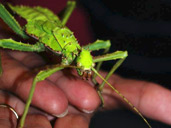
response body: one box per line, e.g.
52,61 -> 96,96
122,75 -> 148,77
76,49 -> 94,77
52,27 -> 81,65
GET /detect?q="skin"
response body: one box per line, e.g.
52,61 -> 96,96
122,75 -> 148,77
0,50 -> 171,128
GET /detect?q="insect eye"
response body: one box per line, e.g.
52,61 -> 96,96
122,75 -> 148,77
77,62 -> 81,67
92,63 -> 95,67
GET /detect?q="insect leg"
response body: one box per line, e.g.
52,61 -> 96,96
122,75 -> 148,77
0,39 -> 45,76
93,51 -> 127,93
18,65 -> 65,128
83,40 -> 111,52
0,39 -> 45,52
92,52 -> 152,128
92,67 -> 152,128
92,51 -> 127,106
0,4 -> 28,39
60,1 -> 76,26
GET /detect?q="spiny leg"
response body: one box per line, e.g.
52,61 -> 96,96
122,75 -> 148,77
0,39 -> 45,76
83,40 -> 111,84
0,4 -> 28,39
18,65 -> 66,128
60,1 -> 76,26
0,39 -> 45,52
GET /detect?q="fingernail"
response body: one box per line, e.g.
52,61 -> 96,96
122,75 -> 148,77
82,109 -> 94,114
54,109 -> 68,118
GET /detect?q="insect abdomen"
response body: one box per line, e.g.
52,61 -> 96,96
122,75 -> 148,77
25,20 -> 63,52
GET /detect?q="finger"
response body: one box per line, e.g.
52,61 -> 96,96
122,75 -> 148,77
99,73 -> 171,125
0,90 -> 25,116
24,114 -> 52,128
7,50 -> 46,68
0,51 -> 68,117
54,114 -> 90,128
135,82 -> 171,125
48,70 -> 101,113
0,105 -> 17,128
0,90 -> 56,121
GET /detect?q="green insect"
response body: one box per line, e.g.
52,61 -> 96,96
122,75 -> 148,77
0,1 -> 151,128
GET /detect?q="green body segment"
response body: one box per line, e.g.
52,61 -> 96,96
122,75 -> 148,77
25,20 -> 63,51
8,4 -> 81,63
76,49 -> 94,70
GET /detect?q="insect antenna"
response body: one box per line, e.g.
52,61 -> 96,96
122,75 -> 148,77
92,67 -> 152,128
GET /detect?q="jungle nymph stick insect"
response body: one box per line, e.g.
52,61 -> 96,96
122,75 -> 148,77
0,1 -> 151,128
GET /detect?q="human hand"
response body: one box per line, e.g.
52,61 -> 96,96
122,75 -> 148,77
0,49 -> 171,128
0,49 -> 100,128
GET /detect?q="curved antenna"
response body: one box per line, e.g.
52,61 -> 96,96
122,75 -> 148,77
92,67 -> 152,128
